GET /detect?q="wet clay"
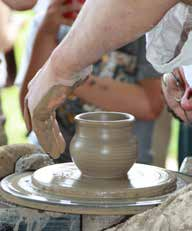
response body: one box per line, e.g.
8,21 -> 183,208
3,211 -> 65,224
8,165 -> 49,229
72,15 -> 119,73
0,163 -> 179,215
179,157 -> 192,176
106,183 -> 192,231
70,112 -> 137,178
15,153 -> 54,173
0,144 -> 44,179
25,66 -> 91,159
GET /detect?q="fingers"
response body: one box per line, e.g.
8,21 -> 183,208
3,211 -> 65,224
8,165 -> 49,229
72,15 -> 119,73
32,115 -> 65,159
33,85 -> 70,117
51,116 -> 66,157
28,84 -> 68,158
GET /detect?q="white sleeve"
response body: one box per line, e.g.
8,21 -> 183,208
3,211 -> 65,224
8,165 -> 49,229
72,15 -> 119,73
146,3 -> 192,73
15,13 -> 45,86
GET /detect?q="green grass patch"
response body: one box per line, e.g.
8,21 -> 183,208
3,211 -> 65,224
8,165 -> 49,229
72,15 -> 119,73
1,86 -> 28,144
168,119 -> 179,159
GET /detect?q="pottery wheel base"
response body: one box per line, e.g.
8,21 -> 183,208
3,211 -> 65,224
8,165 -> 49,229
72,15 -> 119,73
0,163 -> 186,215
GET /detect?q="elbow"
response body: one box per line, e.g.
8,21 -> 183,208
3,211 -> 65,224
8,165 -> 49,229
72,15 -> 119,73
145,108 -> 162,120
144,101 -> 164,120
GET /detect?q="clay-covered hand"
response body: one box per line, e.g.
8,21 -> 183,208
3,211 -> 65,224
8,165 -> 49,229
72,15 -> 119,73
24,60 -> 91,159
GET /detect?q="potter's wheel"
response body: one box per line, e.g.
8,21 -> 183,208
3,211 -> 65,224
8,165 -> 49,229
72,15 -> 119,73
0,163 -> 187,215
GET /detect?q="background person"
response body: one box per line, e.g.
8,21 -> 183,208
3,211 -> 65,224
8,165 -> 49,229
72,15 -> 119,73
0,1 -> 23,146
3,0 -> 182,155
24,0 -> 178,156
19,0 -> 168,165
162,66 -> 192,167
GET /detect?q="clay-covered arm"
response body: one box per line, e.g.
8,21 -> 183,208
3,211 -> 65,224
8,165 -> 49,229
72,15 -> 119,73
51,0 -> 178,76
75,77 -> 163,120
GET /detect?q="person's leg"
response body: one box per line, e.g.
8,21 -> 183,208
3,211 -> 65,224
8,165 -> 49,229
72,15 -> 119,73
152,108 -> 172,168
178,123 -> 192,167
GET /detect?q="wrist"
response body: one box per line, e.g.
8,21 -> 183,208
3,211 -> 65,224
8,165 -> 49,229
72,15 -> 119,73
49,51 -> 92,86
49,48 -> 73,81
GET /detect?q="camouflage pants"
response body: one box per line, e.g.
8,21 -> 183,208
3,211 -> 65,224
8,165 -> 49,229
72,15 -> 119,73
0,91 -> 7,146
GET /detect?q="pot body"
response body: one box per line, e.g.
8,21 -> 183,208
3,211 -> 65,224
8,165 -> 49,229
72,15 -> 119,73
70,112 -> 137,178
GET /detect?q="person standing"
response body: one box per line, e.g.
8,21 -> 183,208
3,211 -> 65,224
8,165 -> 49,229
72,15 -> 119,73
19,0 -> 164,164
0,1 -> 23,146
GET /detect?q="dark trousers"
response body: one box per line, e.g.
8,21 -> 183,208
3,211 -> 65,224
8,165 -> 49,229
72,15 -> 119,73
178,123 -> 192,167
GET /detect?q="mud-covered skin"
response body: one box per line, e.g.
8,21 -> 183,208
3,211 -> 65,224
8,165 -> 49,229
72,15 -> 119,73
0,144 -> 44,179
25,64 -> 91,159
15,153 -> 54,173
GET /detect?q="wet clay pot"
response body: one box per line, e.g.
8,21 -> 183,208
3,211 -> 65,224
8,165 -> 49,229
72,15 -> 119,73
70,112 -> 137,178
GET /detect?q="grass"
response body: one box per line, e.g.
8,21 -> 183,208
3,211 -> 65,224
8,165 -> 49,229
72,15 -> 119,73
1,10 -> 34,144
168,119 -> 179,159
1,86 -> 28,144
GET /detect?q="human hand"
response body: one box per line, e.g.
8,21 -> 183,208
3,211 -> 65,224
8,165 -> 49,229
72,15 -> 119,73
40,0 -> 83,36
24,59 -> 91,158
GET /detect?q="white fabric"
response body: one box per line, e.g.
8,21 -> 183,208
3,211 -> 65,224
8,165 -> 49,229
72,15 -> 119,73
15,0 -> 50,86
183,65 -> 192,86
146,3 -> 192,73
0,53 -> 7,88
15,0 -> 70,86
33,0 -> 50,13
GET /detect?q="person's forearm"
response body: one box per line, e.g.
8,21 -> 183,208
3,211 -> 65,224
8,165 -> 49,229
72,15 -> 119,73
2,0 -> 37,10
51,0 -> 178,77
75,77 -> 164,120
20,31 -> 57,114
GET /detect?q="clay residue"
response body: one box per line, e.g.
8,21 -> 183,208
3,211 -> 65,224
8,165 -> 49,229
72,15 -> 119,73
15,153 -> 54,173
106,183 -> 192,231
0,144 -> 44,179
0,207 -> 78,231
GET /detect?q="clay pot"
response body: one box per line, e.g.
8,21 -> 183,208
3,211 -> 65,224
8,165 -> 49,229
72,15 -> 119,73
70,112 -> 137,178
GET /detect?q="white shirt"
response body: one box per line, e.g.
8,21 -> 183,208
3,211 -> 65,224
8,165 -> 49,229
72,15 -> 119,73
0,53 -> 7,88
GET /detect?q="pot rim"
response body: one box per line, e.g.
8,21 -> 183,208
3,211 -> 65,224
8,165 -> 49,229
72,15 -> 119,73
75,111 -> 135,125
